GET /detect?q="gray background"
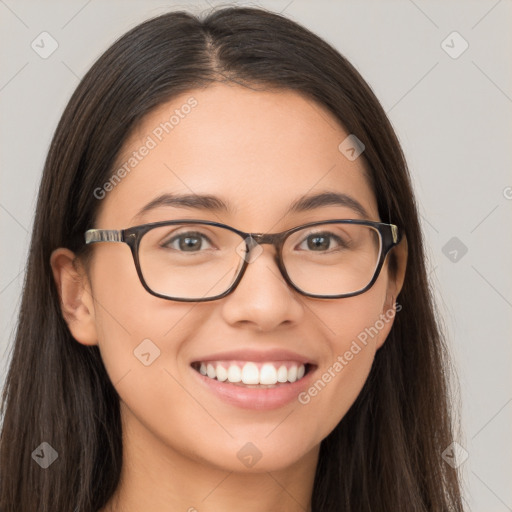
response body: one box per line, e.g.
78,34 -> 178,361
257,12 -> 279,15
1,1 -> 511,510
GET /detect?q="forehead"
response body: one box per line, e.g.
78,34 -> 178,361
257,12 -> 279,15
95,84 -> 378,228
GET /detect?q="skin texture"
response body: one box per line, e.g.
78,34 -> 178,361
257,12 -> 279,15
51,84 -> 407,512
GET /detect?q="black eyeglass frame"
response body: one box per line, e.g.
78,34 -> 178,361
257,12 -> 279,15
84,219 -> 402,302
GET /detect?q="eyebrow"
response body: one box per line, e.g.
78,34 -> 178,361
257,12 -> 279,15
132,190 -> 370,222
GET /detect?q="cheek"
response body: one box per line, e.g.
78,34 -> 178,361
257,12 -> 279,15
88,246 -> 195,381
297,281 -> 388,438
88,252 -> 215,459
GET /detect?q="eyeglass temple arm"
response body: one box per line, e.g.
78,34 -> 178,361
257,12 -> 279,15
84,229 -> 123,244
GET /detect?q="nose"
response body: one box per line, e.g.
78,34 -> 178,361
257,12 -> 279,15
220,241 -> 304,331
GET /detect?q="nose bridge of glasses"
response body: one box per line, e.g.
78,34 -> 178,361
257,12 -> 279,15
249,232 -> 279,244
239,233 -> 284,268
245,232 -> 285,254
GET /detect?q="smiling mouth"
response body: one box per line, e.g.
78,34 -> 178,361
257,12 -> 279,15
191,361 -> 314,388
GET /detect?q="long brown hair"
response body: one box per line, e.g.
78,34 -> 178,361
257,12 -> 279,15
0,7 -> 465,511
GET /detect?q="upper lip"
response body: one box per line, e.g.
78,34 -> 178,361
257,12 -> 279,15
190,348 -> 315,365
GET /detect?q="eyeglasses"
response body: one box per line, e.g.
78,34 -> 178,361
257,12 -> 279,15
84,219 -> 402,302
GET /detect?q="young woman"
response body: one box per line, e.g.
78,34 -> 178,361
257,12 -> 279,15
0,7 -> 465,512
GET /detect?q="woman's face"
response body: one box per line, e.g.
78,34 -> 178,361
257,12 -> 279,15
57,84 -> 404,474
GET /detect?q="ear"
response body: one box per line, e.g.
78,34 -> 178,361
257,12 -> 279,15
376,234 -> 408,350
50,248 -> 98,346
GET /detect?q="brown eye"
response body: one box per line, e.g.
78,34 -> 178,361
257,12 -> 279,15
296,232 -> 349,252
161,231 -> 214,252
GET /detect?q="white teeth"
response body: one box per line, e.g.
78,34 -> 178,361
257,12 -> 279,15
196,361 -> 307,385
276,365 -> 288,382
216,364 -> 228,382
206,363 -> 216,379
227,365 -> 242,383
260,363 -> 278,385
241,362 -> 259,384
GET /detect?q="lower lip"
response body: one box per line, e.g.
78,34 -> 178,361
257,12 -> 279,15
192,366 -> 316,410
